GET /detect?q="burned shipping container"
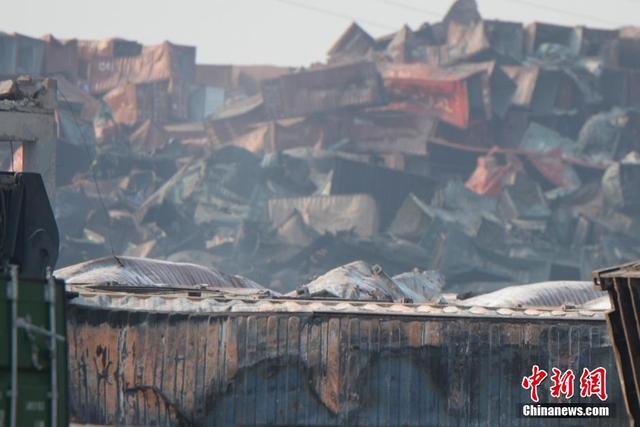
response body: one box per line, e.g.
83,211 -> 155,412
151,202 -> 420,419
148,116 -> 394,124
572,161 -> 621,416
66,288 -> 626,426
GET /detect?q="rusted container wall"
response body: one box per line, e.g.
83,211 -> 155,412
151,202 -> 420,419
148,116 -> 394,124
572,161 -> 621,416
67,306 -> 626,426
87,42 -> 195,94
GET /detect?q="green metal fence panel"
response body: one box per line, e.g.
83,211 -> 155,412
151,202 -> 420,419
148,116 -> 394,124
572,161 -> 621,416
0,270 -> 68,427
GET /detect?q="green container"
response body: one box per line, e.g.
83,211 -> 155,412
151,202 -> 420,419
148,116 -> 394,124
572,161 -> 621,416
0,269 -> 68,427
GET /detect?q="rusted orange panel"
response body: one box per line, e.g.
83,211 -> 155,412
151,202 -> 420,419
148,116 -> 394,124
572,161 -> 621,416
381,64 -> 491,129
42,35 -> 79,81
465,153 -> 518,196
103,82 -> 170,127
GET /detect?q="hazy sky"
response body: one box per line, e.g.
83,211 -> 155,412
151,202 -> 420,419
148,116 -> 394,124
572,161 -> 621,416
5,0 -> 640,66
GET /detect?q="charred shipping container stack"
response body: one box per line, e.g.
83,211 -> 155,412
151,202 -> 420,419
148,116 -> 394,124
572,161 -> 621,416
0,0 -> 633,295
3,0 -> 640,424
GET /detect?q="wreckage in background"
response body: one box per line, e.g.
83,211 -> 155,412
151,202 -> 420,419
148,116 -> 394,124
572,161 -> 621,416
3,0 -> 640,296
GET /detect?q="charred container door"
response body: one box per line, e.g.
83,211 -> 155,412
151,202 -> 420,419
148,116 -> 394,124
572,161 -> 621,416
67,305 -> 626,426
595,262 -> 640,424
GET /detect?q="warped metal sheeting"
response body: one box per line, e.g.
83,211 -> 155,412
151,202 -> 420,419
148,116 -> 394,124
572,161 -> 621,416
459,280 -> 605,308
55,255 -> 263,289
289,260 -> 412,302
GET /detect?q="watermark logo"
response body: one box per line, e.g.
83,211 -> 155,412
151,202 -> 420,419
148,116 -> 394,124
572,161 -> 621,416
579,367 -> 608,401
521,364 -> 547,402
520,365 -> 612,418
522,365 -> 608,402
550,367 -> 575,399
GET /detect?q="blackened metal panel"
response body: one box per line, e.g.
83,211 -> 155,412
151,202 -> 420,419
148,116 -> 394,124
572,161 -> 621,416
601,67 -> 640,109
595,263 -> 640,423
67,305 -> 627,426
329,157 -> 435,229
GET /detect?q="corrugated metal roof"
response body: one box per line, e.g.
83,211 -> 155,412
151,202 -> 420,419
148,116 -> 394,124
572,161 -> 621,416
460,281 -> 605,308
69,286 -> 606,319
56,256 -> 262,289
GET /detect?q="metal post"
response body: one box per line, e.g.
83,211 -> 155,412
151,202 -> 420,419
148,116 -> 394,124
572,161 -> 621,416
8,265 -> 18,427
46,268 -> 57,427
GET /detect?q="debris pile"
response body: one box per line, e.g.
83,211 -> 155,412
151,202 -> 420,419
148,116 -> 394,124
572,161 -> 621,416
3,0 -> 640,294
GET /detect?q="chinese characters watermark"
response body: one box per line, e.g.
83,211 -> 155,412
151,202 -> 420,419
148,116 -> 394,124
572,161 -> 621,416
522,366 -> 608,402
